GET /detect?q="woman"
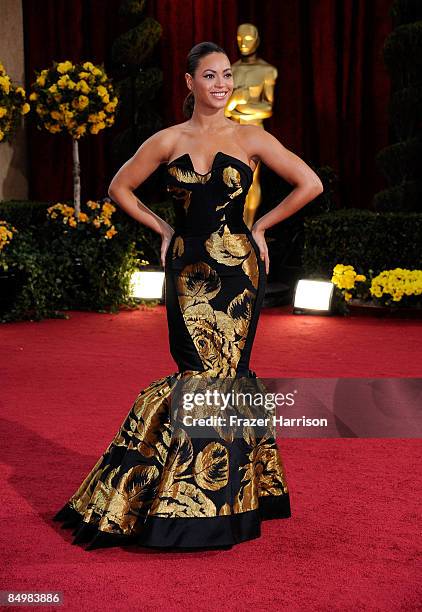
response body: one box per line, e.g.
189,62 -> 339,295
53,41 -> 323,550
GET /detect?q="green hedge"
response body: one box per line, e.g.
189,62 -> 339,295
0,199 -> 174,323
303,208 -> 422,277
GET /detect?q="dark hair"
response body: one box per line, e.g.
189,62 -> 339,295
182,41 -> 228,119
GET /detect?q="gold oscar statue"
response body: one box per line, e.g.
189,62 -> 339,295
225,23 -> 278,227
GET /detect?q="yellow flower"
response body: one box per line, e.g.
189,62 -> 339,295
105,226 -> 117,239
76,80 -> 90,94
68,217 -> 77,228
355,274 -> 366,282
102,202 -> 116,215
370,268 -> 422,301
87,113 -> 98,123
16,86 -> 25,97
57,75 -> 76,90
72,95 -> 89,110
0,130 -> 4,141
344,291 -> 352,301
87,200 -> 100,209
48,84 -> 58,93
21,103 -> 30,115
0,107 -> 7,118
90,121 -> 106,134
78,71 -> 90,80
36,74 -> 46,87
29,92 -> 38,101
57,61 -> 74,74
50,110 -> 62,120
74,125 -> 87,138
82,61 -> 95,72
47,124 -> 61,133
0,75 -> 11,94
97,85 -> 108,98
57,75 -> 69,87
92,217 -> 101,228
78,212 -> 89,222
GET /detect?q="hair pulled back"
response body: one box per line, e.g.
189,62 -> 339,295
182,41 -> 228,119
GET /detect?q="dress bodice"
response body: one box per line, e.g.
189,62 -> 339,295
166,151 -> 254,236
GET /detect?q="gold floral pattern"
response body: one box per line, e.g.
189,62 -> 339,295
172,235 -> 184,259
55,155 -> 290,548
205,224 -> 259,290
168,166 -> 211,184
167,185 -> 192,212
175,262 -> 256,376
223,166 -> 243,199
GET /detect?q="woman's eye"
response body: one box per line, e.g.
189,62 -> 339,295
204,74 -> 232,79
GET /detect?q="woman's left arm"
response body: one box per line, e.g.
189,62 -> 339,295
241,126 -> 324,273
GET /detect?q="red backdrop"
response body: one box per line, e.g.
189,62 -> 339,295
22,0 -> 392,209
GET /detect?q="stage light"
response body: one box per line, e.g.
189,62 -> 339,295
293,279 -> 334,314
130,269 -> 165,300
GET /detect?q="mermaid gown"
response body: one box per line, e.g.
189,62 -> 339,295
53,151 -> 291,549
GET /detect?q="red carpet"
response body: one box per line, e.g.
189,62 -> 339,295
1,306 -> 421,611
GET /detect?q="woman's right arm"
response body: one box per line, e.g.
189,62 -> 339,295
108,129 -> 175,266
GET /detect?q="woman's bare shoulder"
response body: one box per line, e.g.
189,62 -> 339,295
234,124 -> 272,161
235,124 -> 270,145
137,122 -> 190,162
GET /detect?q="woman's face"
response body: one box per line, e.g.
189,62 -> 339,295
186,52 -> 234,111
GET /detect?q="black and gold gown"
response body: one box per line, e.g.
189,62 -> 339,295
53,151 -> 291,550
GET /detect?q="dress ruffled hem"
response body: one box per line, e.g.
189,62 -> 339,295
52,494 -> 291,551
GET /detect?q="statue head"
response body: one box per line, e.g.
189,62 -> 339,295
237,23 -> 260,56
183,41 -> 233,119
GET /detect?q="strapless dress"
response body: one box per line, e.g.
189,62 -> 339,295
53,151 -> 291,550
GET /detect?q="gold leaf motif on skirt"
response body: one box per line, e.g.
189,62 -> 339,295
85,466 -> 121,514
100,465 -> 160,535
219,502 -> 232,515
193,442 -> 229,491
150,480 -> 217,517
70,455 -> 105,513
242,248 -> 259,289
205,224 -> 250,266
134,394 -> 170,459
158,428 -> 193,494
254,439 -> 289,495
233,477 -> 259,513
176,262 -> 221,303
181,305 -> 240,375
227,288 -> 255,339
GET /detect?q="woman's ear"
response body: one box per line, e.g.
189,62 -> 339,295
185,72 -> 193,92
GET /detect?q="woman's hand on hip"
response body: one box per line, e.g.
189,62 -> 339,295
251,224 -> 269,275
160,223 -> 175,267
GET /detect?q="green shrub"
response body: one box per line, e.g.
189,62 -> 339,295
0,198 -> 174,322
303,208 -> 422,277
